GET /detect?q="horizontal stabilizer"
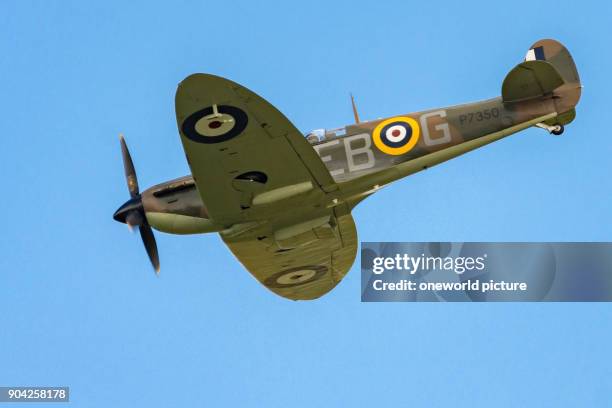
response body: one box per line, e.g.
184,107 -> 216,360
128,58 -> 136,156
501,60 -> 564,103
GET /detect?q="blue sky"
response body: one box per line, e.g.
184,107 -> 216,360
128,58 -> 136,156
1,0 -> 611,406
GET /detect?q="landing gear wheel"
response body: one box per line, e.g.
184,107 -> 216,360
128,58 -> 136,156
551,124 -> 564,136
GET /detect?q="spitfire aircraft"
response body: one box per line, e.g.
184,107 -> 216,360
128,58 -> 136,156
113,39 -> 581,300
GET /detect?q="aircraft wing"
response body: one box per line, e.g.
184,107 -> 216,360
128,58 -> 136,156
221,206 -> 357,300
175,74 -> 336,225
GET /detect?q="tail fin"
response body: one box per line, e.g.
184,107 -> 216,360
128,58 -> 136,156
502,39 -> 581,125
526,39 -> 580,87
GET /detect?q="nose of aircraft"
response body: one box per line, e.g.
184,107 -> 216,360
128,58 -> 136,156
113,134 -> 160,273
113,196 -> 144,224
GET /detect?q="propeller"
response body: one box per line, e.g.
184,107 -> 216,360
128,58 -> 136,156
113,134 -> 160,274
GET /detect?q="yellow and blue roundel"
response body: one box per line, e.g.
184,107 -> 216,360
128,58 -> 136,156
372,116 -> 420,155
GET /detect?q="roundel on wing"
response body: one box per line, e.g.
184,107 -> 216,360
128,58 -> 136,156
372,116 -> 420,155
181,105 -> 248,144
264,265 -> 328,288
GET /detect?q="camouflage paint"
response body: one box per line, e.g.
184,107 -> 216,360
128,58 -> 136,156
132,39 -> 580,235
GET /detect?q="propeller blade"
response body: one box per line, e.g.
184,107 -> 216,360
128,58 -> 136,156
116,136 -> 162,274
139,223 -> 160,274
119,134 -> 139,198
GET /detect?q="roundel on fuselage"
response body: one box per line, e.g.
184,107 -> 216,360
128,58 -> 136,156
372,116 -> 420,155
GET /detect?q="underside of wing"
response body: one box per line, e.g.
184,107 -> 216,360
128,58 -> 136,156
175,74 -> 335,226
221,207 -> 357,300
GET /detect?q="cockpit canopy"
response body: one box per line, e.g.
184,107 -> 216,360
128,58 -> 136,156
304,127 -> 347,144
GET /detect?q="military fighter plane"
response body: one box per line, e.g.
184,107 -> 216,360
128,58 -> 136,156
113,39 -> 581,300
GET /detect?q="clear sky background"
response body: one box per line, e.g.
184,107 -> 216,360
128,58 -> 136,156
1,1 -> 611,406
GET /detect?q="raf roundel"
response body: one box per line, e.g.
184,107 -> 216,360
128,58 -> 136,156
372,116 -> 420,155
181,105 -> 248,144
264,265 -> 328,288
